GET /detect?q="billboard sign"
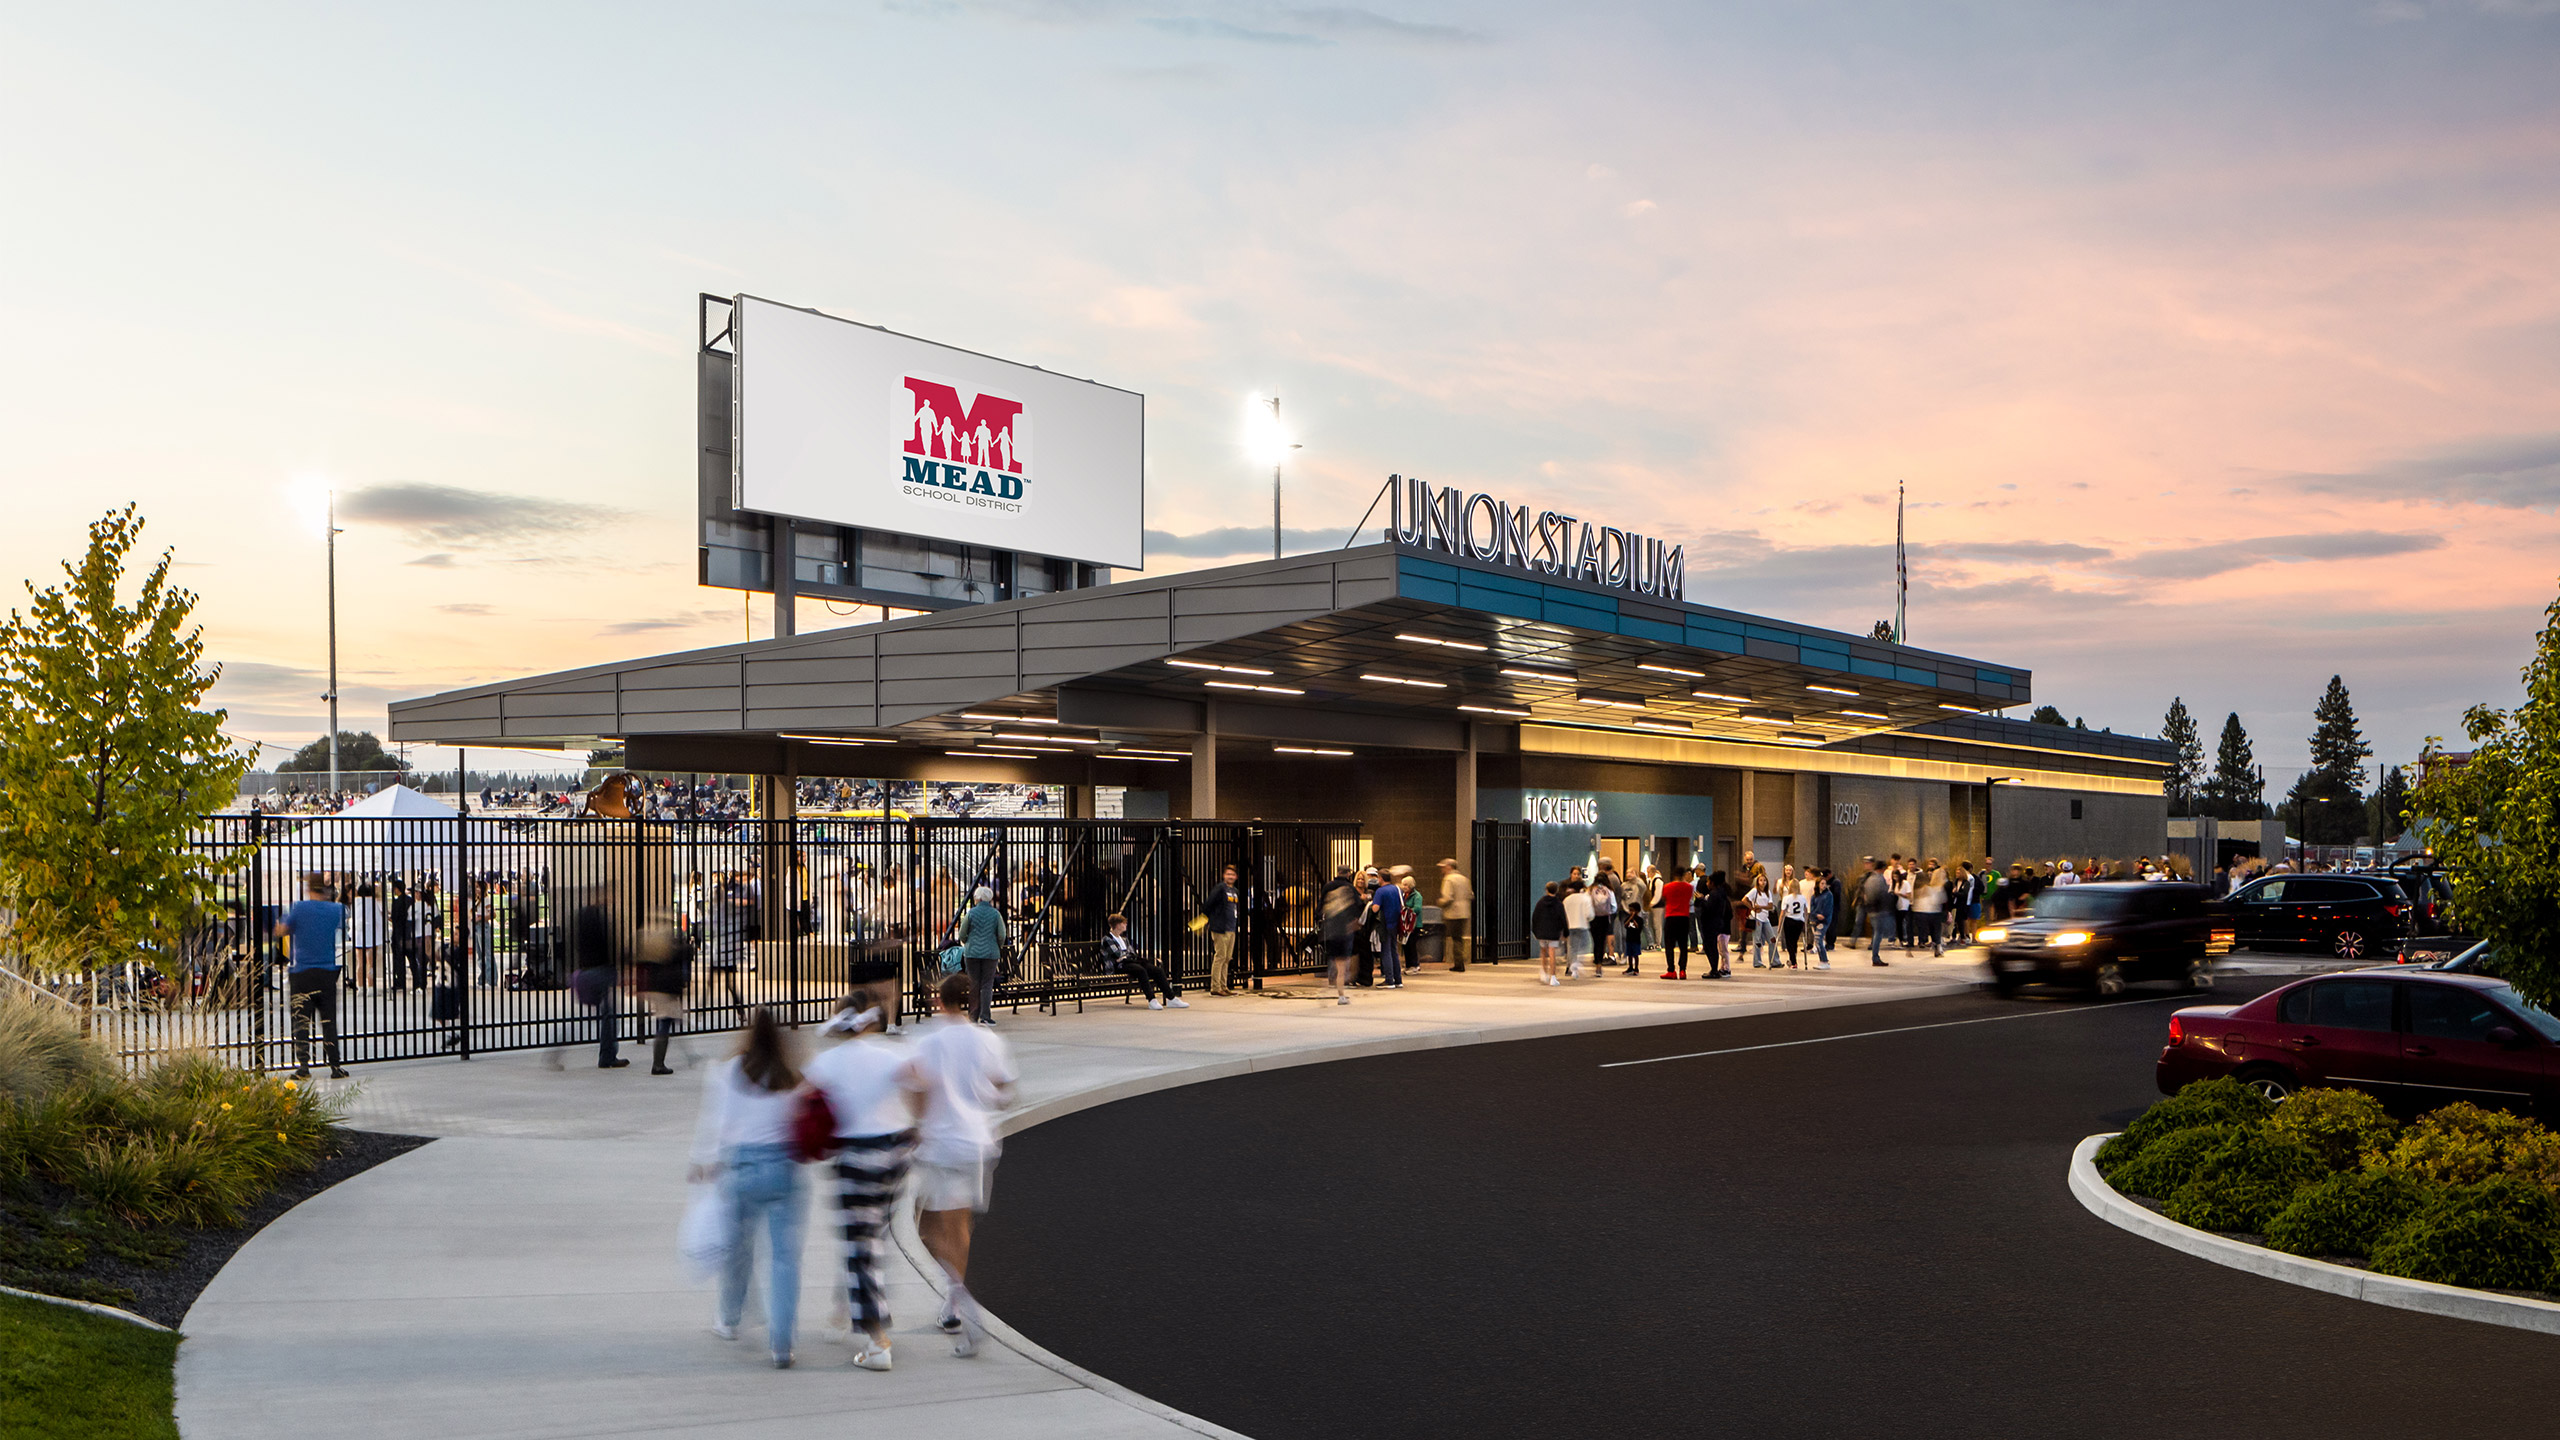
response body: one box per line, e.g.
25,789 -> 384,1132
731,295 -> 1144,569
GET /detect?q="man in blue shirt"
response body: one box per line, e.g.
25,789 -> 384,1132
275,874 -> 349,1079
1365,871 -> 1406,990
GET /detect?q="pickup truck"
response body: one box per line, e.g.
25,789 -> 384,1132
1979,882 -> 2236,998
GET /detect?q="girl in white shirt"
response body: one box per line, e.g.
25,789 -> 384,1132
1561,882 -> 1594,978
687,1009 -> 808,1369
805,1004 -> 919,1371
1746,881 -> 1777,967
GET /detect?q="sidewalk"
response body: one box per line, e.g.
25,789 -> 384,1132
166,946 -> 2112,1440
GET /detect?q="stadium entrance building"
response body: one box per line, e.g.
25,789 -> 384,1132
388,539 -> 2172,953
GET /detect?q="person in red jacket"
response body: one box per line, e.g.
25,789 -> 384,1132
1657,868 -> 1697,979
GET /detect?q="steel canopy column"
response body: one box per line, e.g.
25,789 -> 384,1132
1454,722 -> 1477,869
1190,703 -> 1219,821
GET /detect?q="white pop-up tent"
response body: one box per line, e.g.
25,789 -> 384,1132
257,785 -> 521,892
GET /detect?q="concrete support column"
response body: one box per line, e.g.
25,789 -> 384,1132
1737,769 -> 1759,873
1453,723 -> 1478,867
1189,703 -> 1219,820
769,518 -> 798,638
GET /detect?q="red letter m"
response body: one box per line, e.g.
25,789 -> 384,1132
902,378 -> 1025,474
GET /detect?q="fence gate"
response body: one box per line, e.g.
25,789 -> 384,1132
1471,819 -> 1531,964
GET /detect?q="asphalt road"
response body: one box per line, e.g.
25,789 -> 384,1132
972,978 -> 2557,1440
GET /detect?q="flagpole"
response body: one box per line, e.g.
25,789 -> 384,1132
1894,480 -> 1907,645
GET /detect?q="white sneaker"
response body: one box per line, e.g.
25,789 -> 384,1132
1337,994 -> 1350,1005
851,1344 -> 893,1372
952,1319 -> 983,1358
1168,998 -> 1189,1008
1147,998 -> 1163,1010
710,1322 -> 738,1341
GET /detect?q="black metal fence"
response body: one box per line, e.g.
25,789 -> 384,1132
31,813 -> 1358,1071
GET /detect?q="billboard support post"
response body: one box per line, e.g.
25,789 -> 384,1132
769,516 -> 796,639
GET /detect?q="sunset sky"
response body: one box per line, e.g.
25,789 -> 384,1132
4,1 -> 2556,787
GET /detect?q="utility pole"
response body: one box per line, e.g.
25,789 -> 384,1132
326,489 -> 342,802
1893,479 -> 1907,645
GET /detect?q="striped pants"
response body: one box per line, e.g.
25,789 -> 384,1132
833,1130 -> 917,1331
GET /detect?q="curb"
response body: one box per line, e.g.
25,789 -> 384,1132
0,1282 -> 175,1333
2068,1134 -> 2560,1337
890,979 -> 1981,1438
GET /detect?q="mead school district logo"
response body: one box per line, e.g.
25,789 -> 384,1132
901,376 -> 1028,517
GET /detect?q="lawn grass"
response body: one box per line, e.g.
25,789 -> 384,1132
0,1290 -> 178,1440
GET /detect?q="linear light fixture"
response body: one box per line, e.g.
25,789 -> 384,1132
1777,732 -> 1828,746
1117,747 -> 1192,758
1578,693 -> 1647,712
946,749 -> 1045,759
1937,703 -> 1982,713
779,733 -> 896,746
1806,683 -> 1860,697
1500,665 -> 1575,683
1168,659 -> 1275,676
1689,689 -> 1752,704
1205,680 -> 1306,695
960,712 -> 1056,724
1458,703 -> 1533,718
1114,755 -> 1180,763
1361,673 -> 1449,689
1273,745 -> 1353,756
979,743 -> 1074,754
1738,710 -> 1796,726
997,733 -> 1098,745
1396,633 -> 1489,652
1839,708 -> 1890,720
1637,662 -> 1706,678
1630,718 -> 1693,733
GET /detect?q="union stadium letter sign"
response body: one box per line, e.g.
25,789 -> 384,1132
1386,475 -> 1684,601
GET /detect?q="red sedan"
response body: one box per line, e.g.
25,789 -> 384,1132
2158,969 -> 2560,1117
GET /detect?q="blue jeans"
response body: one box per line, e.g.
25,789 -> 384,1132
719,1143 -> 805,1356
1870,910 -> 1896,958
1379,934 -> 1403,986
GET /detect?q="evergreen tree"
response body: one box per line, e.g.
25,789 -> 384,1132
2308,675 -> 2371,794
0,508 -> 251,1003
2204,712 -> 2265,819
2161,698 -> 2204,816
2369,763 -> 2409,844
2289,675 -> 2372,843
2029,704 -> 2068,727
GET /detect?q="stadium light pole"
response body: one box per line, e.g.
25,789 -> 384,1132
325,489 -> 341,802
1251,394 -> 1303,559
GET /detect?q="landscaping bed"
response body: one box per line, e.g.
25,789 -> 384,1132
2095,1078 -> 2560,1300
1,992 -> 427,1327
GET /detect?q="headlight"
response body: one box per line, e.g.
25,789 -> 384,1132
2046,931 -> 2093,947
1976,927 -> 2009,945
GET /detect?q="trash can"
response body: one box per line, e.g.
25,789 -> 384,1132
1416,904 -> 1444,964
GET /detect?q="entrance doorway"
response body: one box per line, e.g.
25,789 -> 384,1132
1651,836 -> 1692,877
1597,837 -> 1643,884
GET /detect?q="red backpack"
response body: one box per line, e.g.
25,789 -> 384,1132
791,1088 -> 839,1162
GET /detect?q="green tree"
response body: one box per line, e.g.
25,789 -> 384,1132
2310,675 -> 2372,793
2029,704 -> 2068,727
2287,675 -> 2372,843
276,730 -> 407,776
0,507 -> 251,1003
2204,712 -> 2266,820
2162,698 -> 2204,816
2369,763 -> 2409,844
2412,585 -> 2560,1008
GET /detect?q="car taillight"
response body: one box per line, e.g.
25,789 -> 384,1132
2167,1014 -> 2185,1047
2386,903 -> 2406,918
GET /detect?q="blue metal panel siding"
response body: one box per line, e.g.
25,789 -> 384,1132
1745,637 -> 1801,663
1403,573 -> 1459,605
1851,658 -> 1897,680
1619,615 -> 1684,643
1894,665 -> 1937,686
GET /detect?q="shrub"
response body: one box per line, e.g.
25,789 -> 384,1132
2163,1130 -> 2328,1233
2262,1087 -> 2398,1172
0,991 -> 114,1105
2381,1103 -> 2547,1187
2107,1124 -> 2240,1200
2263,1168 -> 2440,1260
2369,1175 -> 2560,1291
2099,1078 -> 2275,1176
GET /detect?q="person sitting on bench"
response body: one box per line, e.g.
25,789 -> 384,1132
1103,913 -> 1188,1010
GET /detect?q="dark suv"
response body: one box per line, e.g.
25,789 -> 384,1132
2221,873 -> 2410,960
1980,882 -> 2235,997
2361,866 -> 2458,936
